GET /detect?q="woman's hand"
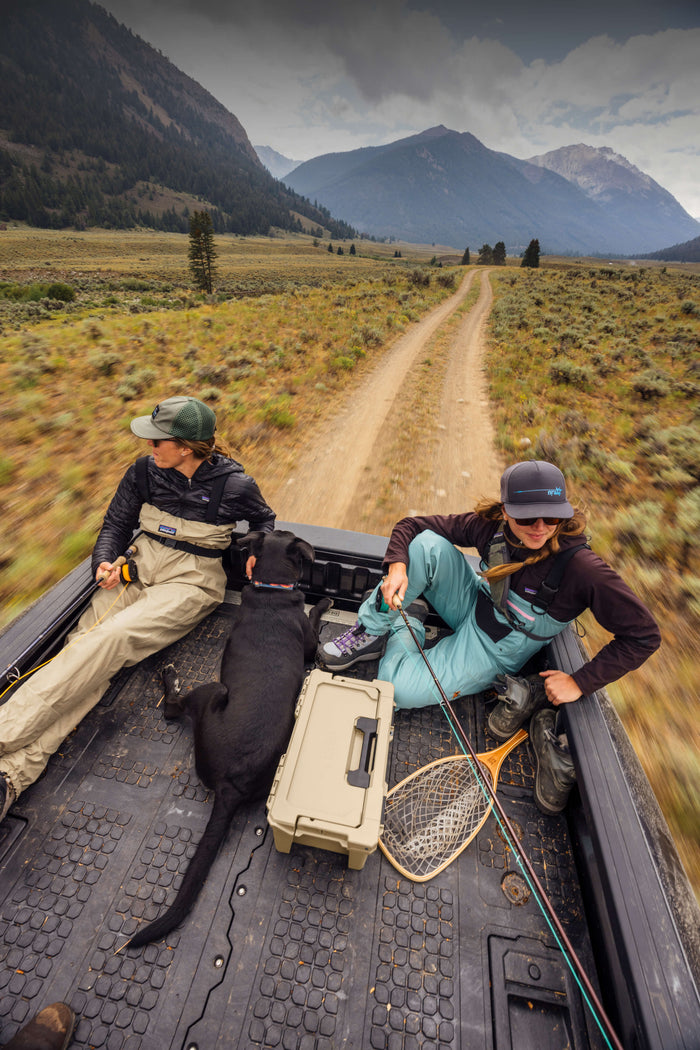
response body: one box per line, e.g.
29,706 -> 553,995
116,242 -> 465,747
381,563 -> 409,609
96,562 -> 121,590
245,555 -> 256,580
539,669 -> 583,705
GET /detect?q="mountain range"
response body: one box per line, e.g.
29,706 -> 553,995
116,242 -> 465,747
1,0 -> 697,257
284,127 -> 700,256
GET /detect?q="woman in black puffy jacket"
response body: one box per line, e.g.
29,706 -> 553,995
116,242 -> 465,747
0,396 -> 275,820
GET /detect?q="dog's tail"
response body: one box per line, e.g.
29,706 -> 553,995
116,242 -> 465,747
127,783 -> 242,948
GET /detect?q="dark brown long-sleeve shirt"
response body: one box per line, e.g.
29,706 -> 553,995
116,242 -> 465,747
384,513 -> 661,697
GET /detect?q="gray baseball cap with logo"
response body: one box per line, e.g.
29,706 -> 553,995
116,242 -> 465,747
130,396 -> 216,442
500,460 -> 574,519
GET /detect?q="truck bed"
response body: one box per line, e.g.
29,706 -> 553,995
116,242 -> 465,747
0,524 -> 697,1049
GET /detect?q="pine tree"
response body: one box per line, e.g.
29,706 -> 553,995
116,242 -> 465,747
477,244 -> 493,265
188,210 -> 218,293
493,241 -> 506,266
521,238 -> 540,268
461,246 -> 470,265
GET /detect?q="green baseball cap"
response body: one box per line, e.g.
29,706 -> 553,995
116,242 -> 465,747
130,396 -> 217,441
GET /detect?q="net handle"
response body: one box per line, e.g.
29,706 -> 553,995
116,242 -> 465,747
384,728 -> 527,797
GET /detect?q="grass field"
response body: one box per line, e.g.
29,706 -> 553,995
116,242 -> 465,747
0,228 -> 460,618
1,226 -> 698,897
484,263 -> 700,894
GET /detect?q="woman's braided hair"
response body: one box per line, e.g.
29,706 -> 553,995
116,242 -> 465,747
172,435 -> 233,461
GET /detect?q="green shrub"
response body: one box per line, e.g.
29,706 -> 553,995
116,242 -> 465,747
194,364 -> 229,385
262,396 -> 295,428
116,380 -> 139,400
88,348 -> 121,377
658,425 -> 700,480
631,369 -> 671,400
614,501 -> 666,559
331,355 -> 354,371
548,358 -> 593,388
408,270 -> 430,288
46,282 -> 75,302
675,489 -> 700,569
0,281 -> 74,303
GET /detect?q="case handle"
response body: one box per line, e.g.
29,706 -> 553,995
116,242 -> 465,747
347,717 -> 378,788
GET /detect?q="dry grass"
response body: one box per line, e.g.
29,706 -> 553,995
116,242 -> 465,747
0,228 -> 458,623
484,262 -> 700,897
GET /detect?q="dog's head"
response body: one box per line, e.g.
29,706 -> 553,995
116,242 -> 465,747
237,529 -> 315,586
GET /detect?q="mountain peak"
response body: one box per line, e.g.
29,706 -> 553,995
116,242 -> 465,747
527,143 -> 651,194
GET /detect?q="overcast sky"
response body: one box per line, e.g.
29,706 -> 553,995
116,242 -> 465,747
99,0 -> 700,217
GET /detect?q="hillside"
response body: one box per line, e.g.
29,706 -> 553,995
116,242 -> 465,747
0,0 -> 354,238
285,126 -> 700,256
643,234 -> 700,263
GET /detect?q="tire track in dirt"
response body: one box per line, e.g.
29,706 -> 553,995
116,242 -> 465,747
268,268 -> 501,533
428,268 -> 503,508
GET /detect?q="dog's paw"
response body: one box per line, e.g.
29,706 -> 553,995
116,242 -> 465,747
163,700 -> 184,721
317,597 -> 334,614
163,663 -> 181,695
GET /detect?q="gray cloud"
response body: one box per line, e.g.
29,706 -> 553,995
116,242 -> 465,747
100,0 -> 700,215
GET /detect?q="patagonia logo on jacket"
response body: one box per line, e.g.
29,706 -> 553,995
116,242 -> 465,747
158,524 -> 177,536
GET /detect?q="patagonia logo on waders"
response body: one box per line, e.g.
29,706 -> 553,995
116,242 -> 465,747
158,524 -> 177,536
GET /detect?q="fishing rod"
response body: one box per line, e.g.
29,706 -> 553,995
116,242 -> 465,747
392,595 -> 625,1050
0,541 -> 139,692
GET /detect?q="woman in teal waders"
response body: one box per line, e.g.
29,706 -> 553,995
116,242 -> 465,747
0,396 -> 275,823
319,460 -> 660,813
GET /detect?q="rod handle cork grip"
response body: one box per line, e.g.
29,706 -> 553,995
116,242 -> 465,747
96,544 -> 138,584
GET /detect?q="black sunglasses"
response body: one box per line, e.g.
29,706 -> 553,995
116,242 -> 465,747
513,516 -> 563,527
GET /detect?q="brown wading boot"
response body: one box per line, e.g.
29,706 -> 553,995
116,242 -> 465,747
0,773 -> 16,822
487,673 -> 548,742
3,1002 -> 76,1050
530,707 -> 577,815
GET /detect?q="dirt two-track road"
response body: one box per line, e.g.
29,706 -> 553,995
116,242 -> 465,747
267,268 -> 504,538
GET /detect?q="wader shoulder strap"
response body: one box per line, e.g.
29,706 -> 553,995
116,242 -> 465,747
135,455 -> 151,505
482,534 -> 589,641
204,472 -> 228,525
485,531 -> 510,611
530,543 -> 589,612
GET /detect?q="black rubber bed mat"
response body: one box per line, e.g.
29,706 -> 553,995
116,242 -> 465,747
0,605 -> 604,1049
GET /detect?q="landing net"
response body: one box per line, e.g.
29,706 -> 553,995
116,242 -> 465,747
380,757 -> 493,881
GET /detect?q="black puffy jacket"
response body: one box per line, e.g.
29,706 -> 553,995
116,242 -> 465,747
91,454 -> 275,572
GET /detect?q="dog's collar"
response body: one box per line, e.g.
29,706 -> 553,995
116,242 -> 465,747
251,580 -> 298,590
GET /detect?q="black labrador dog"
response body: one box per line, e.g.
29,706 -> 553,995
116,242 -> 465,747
128,529 -> 331,948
